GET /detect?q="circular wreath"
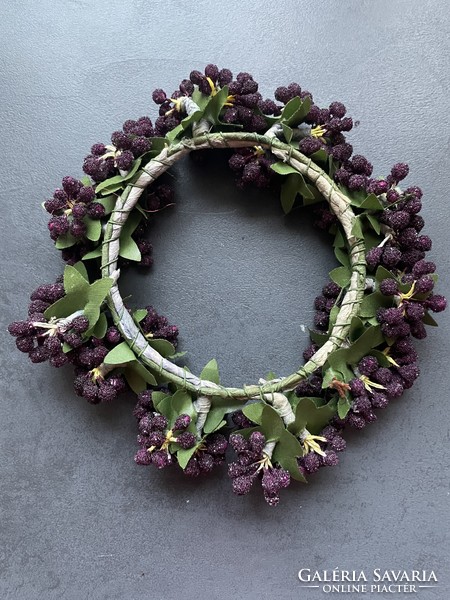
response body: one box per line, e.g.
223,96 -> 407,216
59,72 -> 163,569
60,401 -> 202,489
8,65 -> 447,506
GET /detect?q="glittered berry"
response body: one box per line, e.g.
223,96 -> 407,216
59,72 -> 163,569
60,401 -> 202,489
426,294 -> 446,313
380,278 -> 399,296
134,448 -> 152,465
358,355 -> 378,375
173,414 -> 191,431
176,431 -> 197,449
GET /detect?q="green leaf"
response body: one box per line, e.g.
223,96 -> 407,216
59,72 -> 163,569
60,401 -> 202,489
366,213 -> 381,235
200,358 -> 220,385
157,396 -> 174,421
351,216 -> 364,239
62,342 -> 72,353
360,291 -> 393,318
104,341 -> 136,365
72,261 -> 89,281
272,429 -> 304,475
192,89 -> 210,110
270,162 -> 299,176
44,294 -> 85,320
422,311 -> 438,327
55,233 -> 77,249
242,402 -> 265,425
148,338 -> 176,358
118,210 -> 143,262
260,405 -> 284,441
80,176 -> 92,186
288,397 -> 337,436
308,329 -> 329,347
97,194 -> 116,215
281,123 -> 293,143
82,246 -> 102,261
329,266 -> 351,288
171,390 -> 194,419
334,246 -> 350,268
90,312 -> 108,339
202,85 -> 229,124
119,236 -> 141,261
375,265 -> 395,283
280,456 -> 307,482
280,174 -> 299,214
280,96 -> 311,127
338,397 -> 351,419
133,308 -> 148,323
310,148 -> 328,164
177,445 -> 200,470
152,391 -> 170,410
83,217 -> 102,242
64,265 -> 90,295
360,193 -> 384,211
126,360 -> 157,388
203,407 -> 228,434
94,158 -> 142,196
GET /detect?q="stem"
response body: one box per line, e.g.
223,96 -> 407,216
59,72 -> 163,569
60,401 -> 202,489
101,132 -> 366,400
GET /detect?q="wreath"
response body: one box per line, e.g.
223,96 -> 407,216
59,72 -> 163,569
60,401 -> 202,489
8,65 -> 446,506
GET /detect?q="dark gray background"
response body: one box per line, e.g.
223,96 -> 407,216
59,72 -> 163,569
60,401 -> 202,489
1,1 -> 449,599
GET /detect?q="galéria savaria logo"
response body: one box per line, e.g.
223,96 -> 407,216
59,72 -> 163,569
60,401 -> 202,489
297,568 -> 438,594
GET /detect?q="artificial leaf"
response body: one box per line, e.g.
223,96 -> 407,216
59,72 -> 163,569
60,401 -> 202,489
338,396 -> 351,419
72,261 -> 89,281
192,89 -> 210,110
119,236 -> 141,261
280,174 -> 300,214
281,123 -> 293,143
280,456 -> 307,482
64,265 -> 90,295
152,391 -> 170,410
82,246 -> 102,260
375,265 -> 395,283
360,193 -> 384,211
126,360 -> 157,386
422,311 -> 438,327
104,341 -> 136,365
97,194 -> 116,215
200,358 -> 220,385
366,213 -> 381,234
171,390 -> 195,420
90,312 -> 108,339
360,291 -> 393,318
94,158 -> 142,196
260,405 -> 285,441
177,445 -> 200,470
242,402 -> 265,425
270,162 -> 299,176
148,338 -> 177,358
329,266 -> 351,288
308,329 -> 330,347
202,85 -> 229,124
203,407 -> 228,434
351,216 -> 364,240
133,308 -> 148,322
84,217 -> 102,242
55,233 -> 77,249
288,397 -> 337,436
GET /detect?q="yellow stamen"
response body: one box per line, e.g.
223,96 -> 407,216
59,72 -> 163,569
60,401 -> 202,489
255,452 -> 273,472
398,281 -> 416,304
253,145 -> 265,157
302,434 -> 327,457
144,332 -> 154,339
206,77 -> 217,96
360,375 -> 386,392
382,347 -> 400,367
311,125 -> 326,139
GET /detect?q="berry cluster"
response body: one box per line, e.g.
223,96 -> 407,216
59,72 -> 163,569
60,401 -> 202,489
227,432 -> 290,506
228,147 -> 276,189
83,117 -> 155,183
140,306 -> 179,346
134,411 -> 196,469
44,176 -> 104,242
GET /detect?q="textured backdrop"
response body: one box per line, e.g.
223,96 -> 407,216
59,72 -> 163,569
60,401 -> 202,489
1,1 -> 449,599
